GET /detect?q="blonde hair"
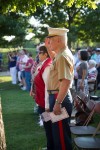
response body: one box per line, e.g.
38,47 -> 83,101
89,60 -> 96,67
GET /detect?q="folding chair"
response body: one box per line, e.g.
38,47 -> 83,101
70,99 -> 97,136
88,80 -> 97,95
90,95 -> 100,102
74,122 -> 100,150
73,102 -> 100,150
84,101 -> 100,126
70,94 -> 87,126
73,95 -> 95,126
70,94 -> 90,126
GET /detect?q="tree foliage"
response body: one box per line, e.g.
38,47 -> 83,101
0,0 -> 50,15
78,4 -> 100,42
0,0 -> 97,15
0,0 -> 99,48
0,13 -> 28,47
32,0 -> 99,47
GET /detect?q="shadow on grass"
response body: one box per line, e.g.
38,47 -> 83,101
0,79 -> 46,150
4,112 -> 46,150
0,81 -> 17,90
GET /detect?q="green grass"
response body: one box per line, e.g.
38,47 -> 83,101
0,76 -> 100,150
0,76 -> 46,150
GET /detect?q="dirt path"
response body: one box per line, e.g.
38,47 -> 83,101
0,71 -> 10,76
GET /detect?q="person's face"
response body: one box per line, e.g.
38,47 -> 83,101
38,51 -> 48,62
78,51 -> 81,60
92,51 -> 96,54
44,38 -> 56,58
88,62 -> 92,68
45,36 -> 58,51
96,51 -> 100,55
12,52 -> 15,57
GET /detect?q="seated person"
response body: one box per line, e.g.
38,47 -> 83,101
88,60 -> 97,91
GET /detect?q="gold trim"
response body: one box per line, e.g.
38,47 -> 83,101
48,34 -> 58,36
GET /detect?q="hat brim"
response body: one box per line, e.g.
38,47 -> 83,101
46,34 -> 58,38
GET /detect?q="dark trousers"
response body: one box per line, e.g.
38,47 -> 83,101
97,67 -> 100,87
49,92 -> 73,150
38,106 -> 54,150
74,78 -> 78,91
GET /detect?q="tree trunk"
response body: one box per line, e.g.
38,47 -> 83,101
0,98 -> 6,150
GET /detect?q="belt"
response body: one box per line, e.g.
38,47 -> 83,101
47,90 -> 59,94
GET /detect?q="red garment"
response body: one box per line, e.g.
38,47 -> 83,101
31,61 -> 38,74
25,58 -> 34,72
34,58 -> 52,108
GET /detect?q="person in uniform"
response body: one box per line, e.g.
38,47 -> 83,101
45,27 -> 74,150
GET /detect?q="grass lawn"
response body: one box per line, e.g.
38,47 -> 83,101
0,76 -> 100,150
0,76 -> 46,150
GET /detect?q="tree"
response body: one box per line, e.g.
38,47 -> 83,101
0,0 -> 97,15
78,4 -> 100,43
0,0 -> 99,48
32,0 -> 98,48
0,0 -> 50,15
0,13 -> 28,47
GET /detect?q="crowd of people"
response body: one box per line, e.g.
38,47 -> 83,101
6,27 -> 100,150
7,49 -> 36,91
74,47 -> 100,95
7,46 -> 100,94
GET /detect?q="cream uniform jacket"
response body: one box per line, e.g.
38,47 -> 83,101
47,48 -> 74,91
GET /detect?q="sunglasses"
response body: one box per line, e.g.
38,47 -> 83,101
38,51 -> 44,54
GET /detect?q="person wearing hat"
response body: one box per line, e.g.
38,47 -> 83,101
45,27 -> 74,150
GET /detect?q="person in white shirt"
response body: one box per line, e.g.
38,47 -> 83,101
19,50 -> 29,90
88,60 -> 97,91
74,48 -> 81,90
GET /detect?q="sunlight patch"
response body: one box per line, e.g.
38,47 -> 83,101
0,77 -> 11,83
